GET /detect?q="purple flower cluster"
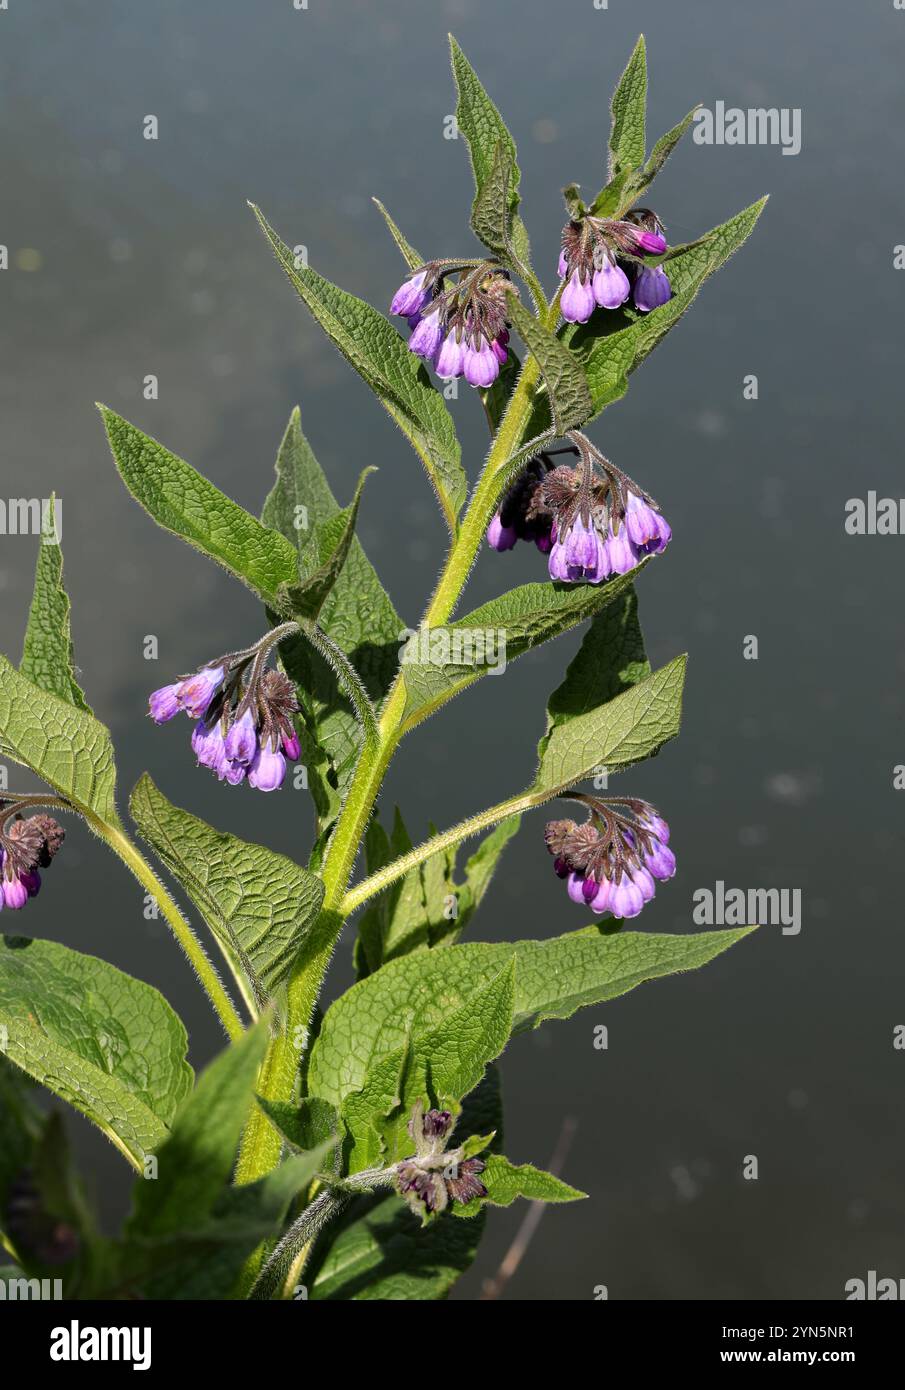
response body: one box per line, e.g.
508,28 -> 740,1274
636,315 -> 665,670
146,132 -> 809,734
546,798 -> 675,921
150,639 -> 301,792
558,208 -> 671,322
395,1103 -> 488,1220
487,431 -> 671,585
0,811 -> 64,912
391,260 -> 513,389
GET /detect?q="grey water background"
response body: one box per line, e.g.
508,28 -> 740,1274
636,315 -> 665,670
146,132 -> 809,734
0,0 -> 902,1300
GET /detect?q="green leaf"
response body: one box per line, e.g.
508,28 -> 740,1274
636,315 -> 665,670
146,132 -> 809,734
560,198 -> 768,423
625,105 -> 700,206
355,807 -> 432,974
532,652 -> 686,795
261,409 -> 402,825
250,204 -> 466,531
452,1153 -> 585,1216
100,407 -> 298,608
449,35 -> 530,266
310,927 -> 753,1110
537,587 -> 650,761
282,467 -> 375,623
0,656 -> 121,829
129,774 -> 325,1013
340,963 -> 515,1171
608,35 -> 647,178
308,1190 -> 485,1301
400,564 -> 645,730
19,497 -> 89,712
254,1096 -> 341,1157
507,297 -> 592,435
371,198 -> 423,271
451,815 -> 521,939
128,1021 -> 269,1237
0,935 -> 192,1168
118,1146 -> 331,1300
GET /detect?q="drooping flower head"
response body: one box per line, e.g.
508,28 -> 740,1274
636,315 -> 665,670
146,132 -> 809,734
545,795 -> 676,921
394,1101 -> 489,1222
0,807 -> 65,912
558,207 -> 670,323
390,258 -> 515,389
149,628 -> 302,791
486,433 -> 670,585
485,447 -> 581,556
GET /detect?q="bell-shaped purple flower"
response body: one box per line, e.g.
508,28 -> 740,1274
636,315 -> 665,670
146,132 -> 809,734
177,665 -> 225,719
564,516 -> 599,573
641,811 -> 670,844
149,683 -> 181,723
609,875 -> 645,919
560,269 -> 596,325
604,523 -> 637,576
633,265 -> 671,313
634,230 -> 668,254
248,739 -> 287,792
633,865 -> 657,903
593,261 -> 630,310
487,513 -> 518,552
408,306 -> 443,359
281,730 -> 301,761
224,707 -> 257,765
644,837 -> 676,881
567,871 -> 587,905
625,492 -> 671,554
192,719 -> 228,774
390,270 -> 430,318
2,875 -> 28,910
463,339 -> 500,388
548,540 -> 572,582
435,328 -> 466,381
589,877 -> 613,914
557,248 -> 569,278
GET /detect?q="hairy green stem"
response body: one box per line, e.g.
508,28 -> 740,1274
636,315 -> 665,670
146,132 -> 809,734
236,287 -> 563,1197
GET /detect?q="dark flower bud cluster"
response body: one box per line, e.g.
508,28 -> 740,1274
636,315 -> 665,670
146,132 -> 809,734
545,795 -> 676,920
149,627 -> 301,792
487,430 -> 670,585
558,207 -> 671,321
391,259 -> 514,388
0,808 -> 65,911
395,1102 -> 487,1221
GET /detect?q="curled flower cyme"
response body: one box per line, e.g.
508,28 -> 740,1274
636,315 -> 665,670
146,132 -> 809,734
546,795 -> 676,922
558,206 -> 671,322
390,258 -> 514,388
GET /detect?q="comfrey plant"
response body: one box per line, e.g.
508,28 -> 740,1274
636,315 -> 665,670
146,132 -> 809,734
0,38 -> 763,1301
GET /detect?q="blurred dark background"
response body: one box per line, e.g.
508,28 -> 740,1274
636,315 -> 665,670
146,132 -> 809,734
1,0 -> 903,1300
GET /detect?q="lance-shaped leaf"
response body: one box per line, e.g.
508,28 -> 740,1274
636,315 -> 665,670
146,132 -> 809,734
19,497 -> 89,712
399,564 -> 646,730
608,34 -> 647,178
452,1154 -> 585,1217
0,657 -> 121,829
372,198 -> 423,271
533,652 -> 686,796
310,926 -> 754,1112
250,204 -> 466,531
100,407 -> 298,608
129,774 -> 325,1014
449,35 -> 531,269
537,586 -> 650,760
507,297 -> 592,436
128,1021 -> 270,1239
340,962 -> 515,1172
279,466 -> 375,623
261,409 -> 402,823
0,935 -> 192,1169
559,198 -> 768,422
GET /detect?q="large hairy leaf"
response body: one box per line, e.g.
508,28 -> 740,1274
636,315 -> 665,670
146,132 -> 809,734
608,35 -> 647,178
250,205 -> 466,531
0,936 -> 192,1169
309,926 -> 752,1108
101,407 -> 298,607
130,774 -> 324,1012
0,657 -> 120,829
532,652 -> 686,795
